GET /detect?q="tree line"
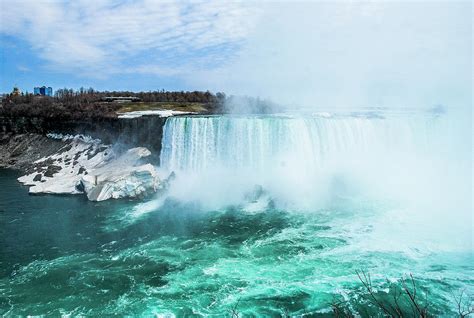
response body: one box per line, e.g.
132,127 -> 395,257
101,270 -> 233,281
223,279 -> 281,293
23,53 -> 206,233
52,88 -> 226,104
0,88 -> 227,119
0,87 -> 279,119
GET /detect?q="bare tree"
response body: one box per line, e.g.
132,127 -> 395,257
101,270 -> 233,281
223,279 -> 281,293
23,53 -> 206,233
454,289 -> 474,318
355,270 -> 431,317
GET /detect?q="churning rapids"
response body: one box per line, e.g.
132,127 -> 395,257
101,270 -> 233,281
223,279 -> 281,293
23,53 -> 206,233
0,109 -> 472,316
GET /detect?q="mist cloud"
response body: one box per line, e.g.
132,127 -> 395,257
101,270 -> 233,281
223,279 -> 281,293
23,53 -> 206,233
195,1 -> 472,110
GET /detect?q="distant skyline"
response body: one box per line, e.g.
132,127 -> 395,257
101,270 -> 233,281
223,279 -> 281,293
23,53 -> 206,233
1,0 -> 471,109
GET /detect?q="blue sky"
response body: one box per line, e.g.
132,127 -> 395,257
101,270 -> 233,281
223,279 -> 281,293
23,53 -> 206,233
0,1 -> 259,93
0,1 -> 471,109
0,32 -> 194,93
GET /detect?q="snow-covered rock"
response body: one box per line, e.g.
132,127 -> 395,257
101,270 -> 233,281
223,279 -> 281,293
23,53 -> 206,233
80,148 -> 161,201
17,134 -> 161,201
18,135 -> 111,194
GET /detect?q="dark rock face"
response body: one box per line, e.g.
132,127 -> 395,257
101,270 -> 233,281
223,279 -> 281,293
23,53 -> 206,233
0,115 -> 168,156
0,133 -> 67,171
0,115 -> 169,174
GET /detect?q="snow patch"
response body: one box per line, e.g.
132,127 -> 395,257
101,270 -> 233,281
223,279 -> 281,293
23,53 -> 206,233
80,148 -> 161,201
46,133 -> 97,143
118,110 -> 194,119
18,135 -> 161,201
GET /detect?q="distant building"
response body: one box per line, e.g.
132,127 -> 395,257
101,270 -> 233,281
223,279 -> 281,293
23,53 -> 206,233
34,86 -> 53,96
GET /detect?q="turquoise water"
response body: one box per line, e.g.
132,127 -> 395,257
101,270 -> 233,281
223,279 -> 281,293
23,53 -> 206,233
0,168 -> 472,316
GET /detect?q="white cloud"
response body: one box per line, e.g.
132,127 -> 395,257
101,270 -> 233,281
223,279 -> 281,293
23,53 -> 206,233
0,0 -> 261,76
2,0 -> 470,110
193,1 -> 472,109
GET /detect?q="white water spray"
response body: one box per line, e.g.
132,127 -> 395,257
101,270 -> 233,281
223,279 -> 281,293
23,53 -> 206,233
158,109 -> 471,252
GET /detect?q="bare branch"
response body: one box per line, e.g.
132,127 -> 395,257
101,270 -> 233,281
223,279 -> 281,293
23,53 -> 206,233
356,269 -> 393,316
230,298 -> 241,318
454,288 -> 474,318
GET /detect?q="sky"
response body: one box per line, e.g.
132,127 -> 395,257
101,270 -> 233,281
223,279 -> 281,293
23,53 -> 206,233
0,0 -> 472,109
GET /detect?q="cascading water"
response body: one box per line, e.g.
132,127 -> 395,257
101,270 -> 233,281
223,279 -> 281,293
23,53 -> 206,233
159,112 -> 466,211
160,114 -> 431,173
158,110 -> 471,250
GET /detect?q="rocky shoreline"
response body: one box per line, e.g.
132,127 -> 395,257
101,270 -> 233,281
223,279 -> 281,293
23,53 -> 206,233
0,113 -> 176,201
0,132 -> 163,201
0,115 -> 168,156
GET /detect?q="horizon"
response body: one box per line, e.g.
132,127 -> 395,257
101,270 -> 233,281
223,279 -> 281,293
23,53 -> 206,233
1,1 -> 472,109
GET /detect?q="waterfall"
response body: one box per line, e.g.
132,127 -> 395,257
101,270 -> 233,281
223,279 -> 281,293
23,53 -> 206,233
160,114 -> 432,173
158,112 -> 469,213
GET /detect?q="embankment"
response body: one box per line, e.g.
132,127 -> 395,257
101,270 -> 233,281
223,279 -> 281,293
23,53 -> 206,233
0,115 -> 168,171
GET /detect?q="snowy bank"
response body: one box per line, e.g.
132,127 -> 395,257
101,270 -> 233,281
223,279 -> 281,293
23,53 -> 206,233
117,110 -> 194,119
80,148 -> 160,201
17,134 -> 161,201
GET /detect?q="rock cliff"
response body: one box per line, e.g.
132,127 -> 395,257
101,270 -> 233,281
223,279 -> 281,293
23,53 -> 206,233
15,134 -> 161,201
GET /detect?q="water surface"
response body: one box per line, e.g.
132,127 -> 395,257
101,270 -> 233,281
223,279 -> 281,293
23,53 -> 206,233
0,168 -> 472,316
